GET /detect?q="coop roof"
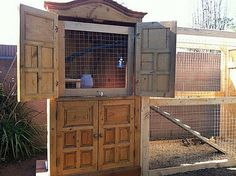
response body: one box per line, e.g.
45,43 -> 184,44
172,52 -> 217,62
44,0 -> 147,19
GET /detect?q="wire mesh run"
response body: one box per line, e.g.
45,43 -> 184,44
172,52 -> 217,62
65,30 -> 128,89
176,52 -> 221,91
149,104 -> 236,169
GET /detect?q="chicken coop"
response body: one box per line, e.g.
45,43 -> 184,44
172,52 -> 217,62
17,0 -> 236,176
17,0 -> 176,176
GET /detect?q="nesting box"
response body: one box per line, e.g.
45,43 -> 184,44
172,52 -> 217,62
17,0 -> 176,175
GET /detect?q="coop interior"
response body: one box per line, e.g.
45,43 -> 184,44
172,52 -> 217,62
64,29 -> 128,89
149,49 -> 236,170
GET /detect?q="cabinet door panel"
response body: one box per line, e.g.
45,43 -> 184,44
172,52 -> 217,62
98,100 -> 135,170
57,101 -> 98,175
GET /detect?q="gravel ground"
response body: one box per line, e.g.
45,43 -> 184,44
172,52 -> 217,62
150,139 -> 227,169
169,167 -> 236,176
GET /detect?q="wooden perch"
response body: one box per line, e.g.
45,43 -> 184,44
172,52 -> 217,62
150,106 -> 227,154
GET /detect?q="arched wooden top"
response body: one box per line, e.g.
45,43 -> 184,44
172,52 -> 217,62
44,0 -> 147,23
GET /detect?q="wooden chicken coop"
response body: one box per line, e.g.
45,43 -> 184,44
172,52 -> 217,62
17,0 -> 176,176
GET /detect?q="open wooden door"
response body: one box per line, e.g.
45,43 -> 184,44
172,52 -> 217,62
135,21 -> 177,97
18,4 -> 58,101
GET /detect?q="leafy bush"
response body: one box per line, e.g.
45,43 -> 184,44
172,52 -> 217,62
0,93 -> 41,162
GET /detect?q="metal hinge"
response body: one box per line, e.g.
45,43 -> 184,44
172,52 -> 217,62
56,158 -> 59,167
55,104 -> 58,120
56,81 -> 59,86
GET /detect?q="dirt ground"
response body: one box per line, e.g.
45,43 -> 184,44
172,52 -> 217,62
0,154 -> 46,176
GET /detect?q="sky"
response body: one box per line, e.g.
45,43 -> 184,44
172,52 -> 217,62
0,0 -> 236,45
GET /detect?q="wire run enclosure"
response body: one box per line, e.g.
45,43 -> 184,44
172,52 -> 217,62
145,28 -> 236,175
63,21 -> 134,96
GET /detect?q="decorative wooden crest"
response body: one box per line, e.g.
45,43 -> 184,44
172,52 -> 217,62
44,0 -> 147,23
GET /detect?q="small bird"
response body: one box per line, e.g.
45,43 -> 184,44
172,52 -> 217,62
191,138 -> 205,145
181,138 -> 191,147
209,136 -> 216,143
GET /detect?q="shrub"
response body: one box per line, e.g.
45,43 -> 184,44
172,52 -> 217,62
0,93 -> 41,162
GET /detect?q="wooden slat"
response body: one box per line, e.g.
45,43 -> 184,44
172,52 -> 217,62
149,159 -> 236,176
140,97 -> 150,176
150,97 -> 236,106
150,106 -> 227,154
178,27 -> 236,38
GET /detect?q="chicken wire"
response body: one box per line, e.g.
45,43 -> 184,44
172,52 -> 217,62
176,52 -> 221,91
149,104 -> 236,169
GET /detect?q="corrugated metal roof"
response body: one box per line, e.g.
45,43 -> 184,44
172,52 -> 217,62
0,44 -> 17,57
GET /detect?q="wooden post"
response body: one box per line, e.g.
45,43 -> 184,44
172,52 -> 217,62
140,97 -> 150,176
47,98 -> 57,176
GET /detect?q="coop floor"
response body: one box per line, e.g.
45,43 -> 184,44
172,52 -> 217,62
149,139 -> 228,170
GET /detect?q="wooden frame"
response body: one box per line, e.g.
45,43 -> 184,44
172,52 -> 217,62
58,21 -> 134,97
140,28 -> 236,176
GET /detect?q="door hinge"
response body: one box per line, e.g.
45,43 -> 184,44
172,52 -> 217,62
56,158 -> 59,167
56,81 -> 59,87
133,150 -> 135,158
55,104 -> 58,121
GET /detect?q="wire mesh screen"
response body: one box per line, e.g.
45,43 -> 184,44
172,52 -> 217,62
65,30 -> 128,89
176,52 -> 221,91
150,105 -> 220,140
149,104 -> 236,169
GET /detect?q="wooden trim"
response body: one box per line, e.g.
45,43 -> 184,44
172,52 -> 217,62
134,96 -> 141,166
47,99 -> 57,176
64,88 -> 129,97
175,91 -> 225,98
178,27 -> 236,38
44,0 -> 147,18
149,97 -> 236,106
56,96 -> 135,101
64,21 -> 131,34
149,159 -> 236,176
58,21 -> 65,97
140,97 -> 150,176
127,27 -> 135,95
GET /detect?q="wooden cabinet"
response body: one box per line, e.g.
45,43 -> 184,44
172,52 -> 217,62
56,99 -> 136,175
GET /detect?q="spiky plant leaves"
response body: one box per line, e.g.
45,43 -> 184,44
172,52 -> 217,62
0,93 -> 41,162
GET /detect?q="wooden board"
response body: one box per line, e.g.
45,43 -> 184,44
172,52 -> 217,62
18,4 -> 58,101
135,21 -> 176,97
98,100 -> 135,170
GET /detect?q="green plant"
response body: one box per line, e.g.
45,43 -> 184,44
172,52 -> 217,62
0,92 -> 41,162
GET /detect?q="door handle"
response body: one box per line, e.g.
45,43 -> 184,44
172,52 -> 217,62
93,133 -> 103,139
93,133 -> 99,139
99,133 -> 103,138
